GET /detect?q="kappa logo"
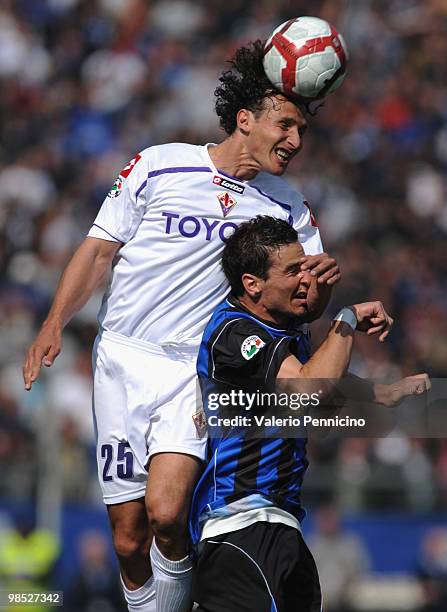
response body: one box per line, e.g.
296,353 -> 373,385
241,336 -> 265,361
213,175 -> 245,194
217,192 -> 237,217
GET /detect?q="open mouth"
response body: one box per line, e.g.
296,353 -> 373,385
275,148 -> 292,163
293,291 -> 308,305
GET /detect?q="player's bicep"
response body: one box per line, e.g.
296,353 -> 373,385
82,236 -> 123,266
276,352 -> 324,400
277,353 -> 304,379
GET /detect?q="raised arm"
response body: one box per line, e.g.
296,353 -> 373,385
23,236 -> 121,390
277,301 -> 393,381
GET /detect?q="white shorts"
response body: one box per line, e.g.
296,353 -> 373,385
92,330 -> 207,505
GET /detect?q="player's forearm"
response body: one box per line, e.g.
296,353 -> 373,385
343,373 -> 390,405
300,321 -> 354,379
43,237 -> 119,330
277,321 -> 354,402
278,321 -> 354,383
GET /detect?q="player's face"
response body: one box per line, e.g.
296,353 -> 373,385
246,96 -> 307,176
260,242 -> 316,323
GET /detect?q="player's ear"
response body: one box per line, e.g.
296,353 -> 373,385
236,109 -> 253,135
242,273 -> 263,298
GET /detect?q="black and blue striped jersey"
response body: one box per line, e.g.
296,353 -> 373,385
190,296 -> 311,545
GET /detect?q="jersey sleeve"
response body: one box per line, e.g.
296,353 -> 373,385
88,151 -> 149,243
292,197 -> 323,255
211,319 -> 301,391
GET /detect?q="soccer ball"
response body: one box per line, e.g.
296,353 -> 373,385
263,16 -> 348,101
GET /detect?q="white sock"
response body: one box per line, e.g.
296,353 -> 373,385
121,574 -> 157,612
150,540 -> 193,612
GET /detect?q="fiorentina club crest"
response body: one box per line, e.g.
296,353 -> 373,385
217,191 -> 237,217
192,409 -> 207,438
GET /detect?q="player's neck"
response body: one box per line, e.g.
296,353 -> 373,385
210,136 -> 261,181
238,295 -> 289,328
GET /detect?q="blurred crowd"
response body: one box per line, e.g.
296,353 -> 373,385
0,0 -> 447,606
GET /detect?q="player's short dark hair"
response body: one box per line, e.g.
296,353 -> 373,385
215,40 -> 284,135
222,216 -> 298,296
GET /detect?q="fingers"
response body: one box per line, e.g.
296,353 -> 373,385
297,255 -> 314,269
364,303 -> 393,341
418,373 -> 431,391
299,254 -> 332,275
320,270 -> 341,286
299,254 -> 340,285
407,373 -> 431,394
366,320 -> 393,341
387,373 -> 431,406
22,342 -> 60,390
23,345 -> 45,391
43,346 -> 60,367
378,326 -> 392,342
365,324 -> 393,341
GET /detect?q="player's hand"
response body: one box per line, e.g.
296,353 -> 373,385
298,253 -> 341,286
350,301 -> 394,342
23,323 -> 62,390
376,373 -> 431,407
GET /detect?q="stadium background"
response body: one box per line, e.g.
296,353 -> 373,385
0,0 -> 446,610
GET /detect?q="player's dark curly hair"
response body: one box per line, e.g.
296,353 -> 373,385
215,40 -> 284,135
222,216 -> 298,296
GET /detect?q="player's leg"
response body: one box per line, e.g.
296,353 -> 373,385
107,499 -> 156,611
144,350 -> 207,612
93,334 -> 159,610
147,452 -> 203,612
107,498 -> 151,587
283,531 -> 322,612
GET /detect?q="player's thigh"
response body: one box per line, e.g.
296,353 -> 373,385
282,532 -> 322,612
193,526 -> 278,612
94,336 -> 206,513
193,523 -> 321,612
146,352 -> 207,462
93,336 -> 158,505
146,452 -> 203,528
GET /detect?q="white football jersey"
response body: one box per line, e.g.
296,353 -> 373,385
88,143 -> 323,347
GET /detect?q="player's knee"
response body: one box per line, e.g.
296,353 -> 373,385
112,529 -> 150,561
148,502 -> 187,543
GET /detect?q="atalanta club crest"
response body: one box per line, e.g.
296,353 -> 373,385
217,192 -> 237,217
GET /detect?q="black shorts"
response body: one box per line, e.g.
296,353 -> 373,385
192,522 -> 322,612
